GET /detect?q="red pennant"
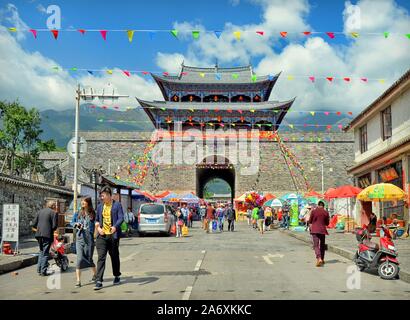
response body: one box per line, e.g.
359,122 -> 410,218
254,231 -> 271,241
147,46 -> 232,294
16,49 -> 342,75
78,29 -> 86,35
51,29 -> 59,40
142,71 -> 149,75
280,31 -> 287,38
123,70 -> 131,77
338,124 -> 343,129
304,124 -> 308,127
326,32 -> 335,39
200,123 -> 205,127
181,72 -> 188,75
114,106 -> 119,110
326,125 -> 332,129
227,109 -> 232,113
326,77 -> 333,82
361,78 -> 368,82
303,31 -> 311,36
336,111 -> 342,116
29,29 -> 37,39
100,30 -> 107,40
90,105 -> 96,109
102,106 -> 108,109
256,31 -> 264,36
163,72 -> 169,76
348,112 -> 353,115
215,108 -> 219,112
343,77 -> 351,82
309,76 -> 315,82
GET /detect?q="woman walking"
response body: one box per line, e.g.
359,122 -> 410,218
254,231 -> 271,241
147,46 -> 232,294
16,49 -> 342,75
71,197 -> 97,287
176,209 -> 184,238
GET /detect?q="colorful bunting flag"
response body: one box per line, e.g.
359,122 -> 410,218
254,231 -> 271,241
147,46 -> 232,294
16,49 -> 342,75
106,69 -> 113,75
343,77 -> 351,82
280,31 -> 287,38
215,73 -> 222,80
70,67 -> 77,71
256,31 -> 264,36
251,75 -> 257,82
338,124 -> 343,129
8,27 -> 17,32
289,124 -> 294,129
87,70 -> 94,75
199,72 -> 205,78
142,71 -> 149,75
192,30 -> 200,39
287,75 -> 294,80
163,72 -> 169,76
268,74 -> 274,81
326,77 -> 333,82
171,30 -> 178,38
303,31 -> 311,36
326,125 -> 332,129
234,31 -> 241,40
29,29 -> 37,39
350,32 -> 359,38
100,30 -> 107,40
378,79 -> 385,83
309,76 -> 315,82
123,70 -> 131,77
324,112 -> 330,116
310,111 -> 315,116
214,31 -> 222,38
406,34 -> 410,39
326,32 -> 335,39
127,30 -> 134,43
51,29 -> 59,40
348,112 -> 353,115
336,111 -> 342,116
78,29 -> 86,35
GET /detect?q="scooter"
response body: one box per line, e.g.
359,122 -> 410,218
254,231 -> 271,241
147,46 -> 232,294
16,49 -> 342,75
50,233 -> 69,272
354,224 -> 399,280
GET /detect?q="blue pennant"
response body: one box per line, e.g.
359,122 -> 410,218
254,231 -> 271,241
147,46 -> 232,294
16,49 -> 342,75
215,73 -> 222,80
87,70 -> 94,75
214,31 -> 222,38
268,74 -> 274,81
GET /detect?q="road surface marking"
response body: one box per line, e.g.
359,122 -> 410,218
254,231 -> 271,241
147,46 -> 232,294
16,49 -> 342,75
182,286 -> 193,300
201,250 -> 206,254
194,260 -> 203,271
121,252 -> 139,263
262,256 -> 273,265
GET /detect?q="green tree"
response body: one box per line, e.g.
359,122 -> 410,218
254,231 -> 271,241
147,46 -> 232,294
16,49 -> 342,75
0,100 -> 57,178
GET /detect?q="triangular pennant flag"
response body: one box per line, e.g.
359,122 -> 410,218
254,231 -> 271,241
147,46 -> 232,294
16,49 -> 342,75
268,74 -> 274,81
343,77 -> 351,82
326,77 -> 334,82
348,111 -> 353,115
338,124 -> 343,129
70,67 -> 77,71
287,75 -> 294,80
250,109 -> 255,113
214,31 -> 222,38
288,124 -> 294,129
336,111 -> 342,116
192,30 -> 200,39
171,29 -> 178,38
406,33 -> 410,39
123,70 -> 131,77
8,27 -> 17,32
361,78 -> 368,82
350,32 -> 359,38
310,111 -> 315,116
127,30 -> 134,43
257,124 -> 262,128
326,32 -> 335,39
78,29 -> 86,35
163,72 -> 169,76
87,70 -> 94,75
199,72 -> 205,78
100,30 -> 107,40
326,125 -> 332,129
227,109 -> 232,113
383,32 -> 389,38
251,75 -> 257,82
52,66 -> 59,71
309,76 -> 315,82
378,79 -> 385,83
51,29 -> 59,40
215,73 -> 222,80
234,31 -> 241,40
232,73 -> 239,79
303,31 -> 311,36
181,72 -> 188,76
238,110 -> 243,114
280,31 -> 288,38
256,31 -> 264,36
142,71 -> 149,75
324,111 -> 330,116
29,29 -> 37,39
106,69 -> 113,75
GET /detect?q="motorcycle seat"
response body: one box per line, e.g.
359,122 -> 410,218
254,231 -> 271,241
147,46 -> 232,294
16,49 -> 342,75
363,239 -> 379,251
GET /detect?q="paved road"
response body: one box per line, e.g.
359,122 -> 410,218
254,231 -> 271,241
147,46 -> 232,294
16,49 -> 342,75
0,221 -> 409,300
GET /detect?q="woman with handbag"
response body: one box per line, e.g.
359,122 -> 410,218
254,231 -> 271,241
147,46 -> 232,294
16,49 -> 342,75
70,197 -> 97,287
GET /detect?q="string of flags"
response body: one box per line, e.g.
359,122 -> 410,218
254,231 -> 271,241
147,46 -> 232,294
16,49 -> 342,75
7,27 -> 410,41
52,66 -> 389,83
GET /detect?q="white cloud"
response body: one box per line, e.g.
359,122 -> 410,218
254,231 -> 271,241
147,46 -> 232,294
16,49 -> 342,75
0,3 -> 29,40
156,0 -> 410,115
0,5 -> 161,111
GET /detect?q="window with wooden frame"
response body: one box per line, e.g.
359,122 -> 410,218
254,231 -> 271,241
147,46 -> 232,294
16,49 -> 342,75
381,106 -> 392,140
359,124 -> 368,153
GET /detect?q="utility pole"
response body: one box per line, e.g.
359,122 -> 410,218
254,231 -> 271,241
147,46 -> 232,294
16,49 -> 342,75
321,156 -> 324,195
72,85 -> 128,215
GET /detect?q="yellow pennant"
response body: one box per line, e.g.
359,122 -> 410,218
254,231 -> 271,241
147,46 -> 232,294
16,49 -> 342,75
378,79 -> 385,83
350,32 -> 359,38
106,69 -> 113,75
287,75 -> 294,80
289,124 -> 294,129
233,31 -> 241,40
8,27 -> 17,32
127,30 -> 135,43
199,72 -> 205,78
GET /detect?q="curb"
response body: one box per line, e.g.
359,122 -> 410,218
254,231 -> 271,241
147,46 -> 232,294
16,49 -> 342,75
280,229 -> 410,284
0,243 -> 72,275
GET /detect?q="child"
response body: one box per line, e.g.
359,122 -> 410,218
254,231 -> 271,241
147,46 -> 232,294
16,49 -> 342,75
176,210 -> 184,238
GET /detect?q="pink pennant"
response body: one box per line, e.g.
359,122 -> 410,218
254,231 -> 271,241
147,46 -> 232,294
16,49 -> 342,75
29,29 -> 37,39
326,125 -> 332,129
123,70 -> 131,77
326,32 -> 335,39
324,112 -> 330,116
280,31 -> 288,38
163,72 -> 169,76
51,29 -> 59,40
181,72 -> 188,75
238,110 -> 243,114
309,76 -> 315,82
304,124 -> 308,127
338,124 -> 343,129
102,106 -> 108,109
78,29 -> 86,35
303,31 -> 311,36
90,105 -> 96,109
114,106 -> 119,110
256,31 -> 264,36
100,30 -> 107,40
326,77 -> 333,82
343,77 -> 351,82
142,71 -> 149,75
361,78 -> 368,82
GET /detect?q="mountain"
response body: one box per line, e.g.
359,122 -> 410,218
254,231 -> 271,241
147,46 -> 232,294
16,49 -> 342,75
40,104 -> 154,147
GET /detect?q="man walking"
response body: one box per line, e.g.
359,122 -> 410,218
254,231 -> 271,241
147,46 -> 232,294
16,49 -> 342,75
226,204 -> 235,232
308,201 -> 330,267
205,203 -> 215,233
181,204 -> 189,227
257,206 -> 265,235
94,185 -> 124,290
282,201 -> 290,229
33,200 -> 58,276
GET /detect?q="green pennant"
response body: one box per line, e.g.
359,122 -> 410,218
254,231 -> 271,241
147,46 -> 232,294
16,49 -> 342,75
406,33 -> 410,39
251,75 -> 257,82
192,30 -> 200,39
232,73 -> 239,79
384,32 -> 389,38
70,67 -> 78,71
52,66 -> 59,71
171,30 -> 178,38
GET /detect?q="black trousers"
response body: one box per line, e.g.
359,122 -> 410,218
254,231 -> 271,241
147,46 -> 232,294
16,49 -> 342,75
95,234 -> 121,282
228,219 -> 234,231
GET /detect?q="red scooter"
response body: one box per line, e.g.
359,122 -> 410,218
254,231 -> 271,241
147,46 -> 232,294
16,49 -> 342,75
354,225 -> 399,280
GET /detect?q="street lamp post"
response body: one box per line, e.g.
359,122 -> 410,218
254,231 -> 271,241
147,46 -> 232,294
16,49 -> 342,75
321,157 -> 324,195
72,85 -> 128,215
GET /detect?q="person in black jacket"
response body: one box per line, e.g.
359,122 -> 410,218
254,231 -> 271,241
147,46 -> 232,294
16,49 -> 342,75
33,200 -> 58,276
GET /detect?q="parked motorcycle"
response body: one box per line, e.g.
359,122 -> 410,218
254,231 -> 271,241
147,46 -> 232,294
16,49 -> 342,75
354,224 -> 399,280
50,233 -> 69,272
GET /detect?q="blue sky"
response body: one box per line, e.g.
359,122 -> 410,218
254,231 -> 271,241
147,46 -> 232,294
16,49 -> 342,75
0,0 -> 409,113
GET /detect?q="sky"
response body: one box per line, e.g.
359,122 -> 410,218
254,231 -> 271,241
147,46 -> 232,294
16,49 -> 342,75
0,0 -> 409,116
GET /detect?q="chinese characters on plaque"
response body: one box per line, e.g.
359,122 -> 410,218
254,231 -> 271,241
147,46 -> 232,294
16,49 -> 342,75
2,204 -> 19,242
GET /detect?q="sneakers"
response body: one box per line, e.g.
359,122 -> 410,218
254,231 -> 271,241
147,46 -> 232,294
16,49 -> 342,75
75,281 -> 81,288
90,275 -> 97,283
113,277 -> 121,285
40,270 -> 55,276
93,281 -> 103,290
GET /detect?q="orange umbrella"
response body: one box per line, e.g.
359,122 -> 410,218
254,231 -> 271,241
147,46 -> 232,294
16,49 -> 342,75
264,193 -> 276,201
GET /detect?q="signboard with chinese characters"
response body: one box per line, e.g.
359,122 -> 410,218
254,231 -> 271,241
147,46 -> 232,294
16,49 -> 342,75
2,204 -> 19,242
